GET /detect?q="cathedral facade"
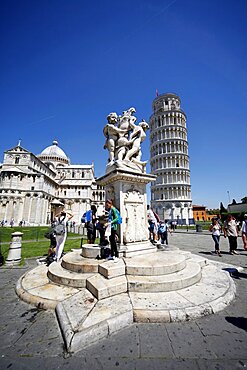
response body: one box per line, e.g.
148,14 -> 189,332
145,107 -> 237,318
0,141 -> 105,225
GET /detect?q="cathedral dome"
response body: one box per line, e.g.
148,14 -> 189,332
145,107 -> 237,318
38,140 -> 69,165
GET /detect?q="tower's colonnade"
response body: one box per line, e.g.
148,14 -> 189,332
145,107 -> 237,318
149,93 -> 193,224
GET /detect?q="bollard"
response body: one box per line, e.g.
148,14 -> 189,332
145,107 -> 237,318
5,231 -> 23,266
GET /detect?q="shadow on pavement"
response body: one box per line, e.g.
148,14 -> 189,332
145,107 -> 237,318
225,317 -> 247,332
222,268 -> 247,280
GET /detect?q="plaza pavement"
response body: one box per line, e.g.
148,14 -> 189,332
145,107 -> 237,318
0,231 -> 246,370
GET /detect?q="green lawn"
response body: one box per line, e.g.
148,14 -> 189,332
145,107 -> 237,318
0,226 -> 92,265
0,226 -> 82,243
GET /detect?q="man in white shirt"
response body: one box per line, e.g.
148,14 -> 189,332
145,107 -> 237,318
241,214 -> 247,251
224,214 -> 239,255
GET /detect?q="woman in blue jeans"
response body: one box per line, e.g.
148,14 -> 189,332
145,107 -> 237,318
209,218 -> 222,257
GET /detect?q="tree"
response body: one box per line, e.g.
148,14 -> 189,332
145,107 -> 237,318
220,202 -> 227,213
241,196 -> 247,204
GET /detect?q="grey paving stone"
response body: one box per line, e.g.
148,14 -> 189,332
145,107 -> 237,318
137,323 -> 175,358
0,233 -> 246,367
135,358 -> 200,370
197,359 -> 247,369
165,321 -> 217,359
74,324 -> 140,359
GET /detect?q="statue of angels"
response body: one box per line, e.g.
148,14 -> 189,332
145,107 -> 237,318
103,107 -> 149,173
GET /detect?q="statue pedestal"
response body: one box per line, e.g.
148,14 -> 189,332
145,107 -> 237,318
97,169 -> 157,257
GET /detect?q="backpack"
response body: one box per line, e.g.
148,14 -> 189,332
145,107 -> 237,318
54,218 -> 66,235
109,208 -> 122,225
84,210 -> 92,223
81,212 -> 86,223
159,224 -> 167,234
115,208 -> 122,224
116,208 -> 123,225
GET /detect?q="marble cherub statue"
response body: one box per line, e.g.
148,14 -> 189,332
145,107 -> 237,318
103,107 -> 149,173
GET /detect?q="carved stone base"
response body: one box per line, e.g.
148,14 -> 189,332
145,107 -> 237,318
96,169 -> 156,255
119,240 -> 157,257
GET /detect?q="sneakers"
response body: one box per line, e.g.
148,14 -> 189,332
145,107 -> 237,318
230,250 -> 239,255
107,256 -> 113,261
107,256 -> 120,262
216,251 -> 222,257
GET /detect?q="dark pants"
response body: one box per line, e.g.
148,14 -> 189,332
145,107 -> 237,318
160,232 -> 168,245
109,229 -> 118,258
212,235 -> 220,251
228,236 -> 238,251
87,223 -> 96,243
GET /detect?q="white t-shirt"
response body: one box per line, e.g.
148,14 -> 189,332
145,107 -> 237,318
211,224 -> 221,236
224,219 -> 238,237
241,220 -> 247,234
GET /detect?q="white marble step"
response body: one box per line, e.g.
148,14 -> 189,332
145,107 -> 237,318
56,293 -> 133,353
16,264 -> 81,309
127,261 -> 201,292
124,252 -> 186,276
81,244 -> 101,258
98,259 -> 126,279
61,250 -> 100,273
129,263 -> 236,323
86,274 -> 127,300
48,261 -> 95,288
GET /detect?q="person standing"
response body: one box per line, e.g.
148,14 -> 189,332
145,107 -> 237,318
209,218 -> 222,257
85,205 -> 97,244
147,205 -> 159,243
158,220 -> 171,246
54,209 -> 73,261
241,214 -> 247,251
105,199 -> 120,262
223,214 -> 239,255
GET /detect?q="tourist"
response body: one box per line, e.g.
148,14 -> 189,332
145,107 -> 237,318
209,218 -> 222,257
158,220 -> 171,246
96,213 -> 109,246
147,205 -> 159,243
105,199 -> 120,262
85,205 -> 97,244
241,214 -> 247,251
223,214 -> 239,255
54,209 -> 73,261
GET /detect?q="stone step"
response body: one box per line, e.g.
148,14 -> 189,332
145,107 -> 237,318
98,258 -> 126,279
120,241 -> 157,257
187,253 -> 209,267
56,293 -> 133,353
163,250 -> 209,268
48,261 -> 95,288
129,263 -> 236,323
15,264 -> 81,310
61,250 -> 100,273
124,252 -> 186,276
127,261 -> 201,292
86,274 -> 127,300
81,244 -> 101,259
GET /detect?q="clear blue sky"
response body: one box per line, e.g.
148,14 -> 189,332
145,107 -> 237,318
1,0 -> 246,209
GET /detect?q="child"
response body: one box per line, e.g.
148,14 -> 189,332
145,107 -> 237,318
158,220 -> 170,245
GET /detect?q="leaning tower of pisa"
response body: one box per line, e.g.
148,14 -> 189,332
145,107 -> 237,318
149,93 -> 193,225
